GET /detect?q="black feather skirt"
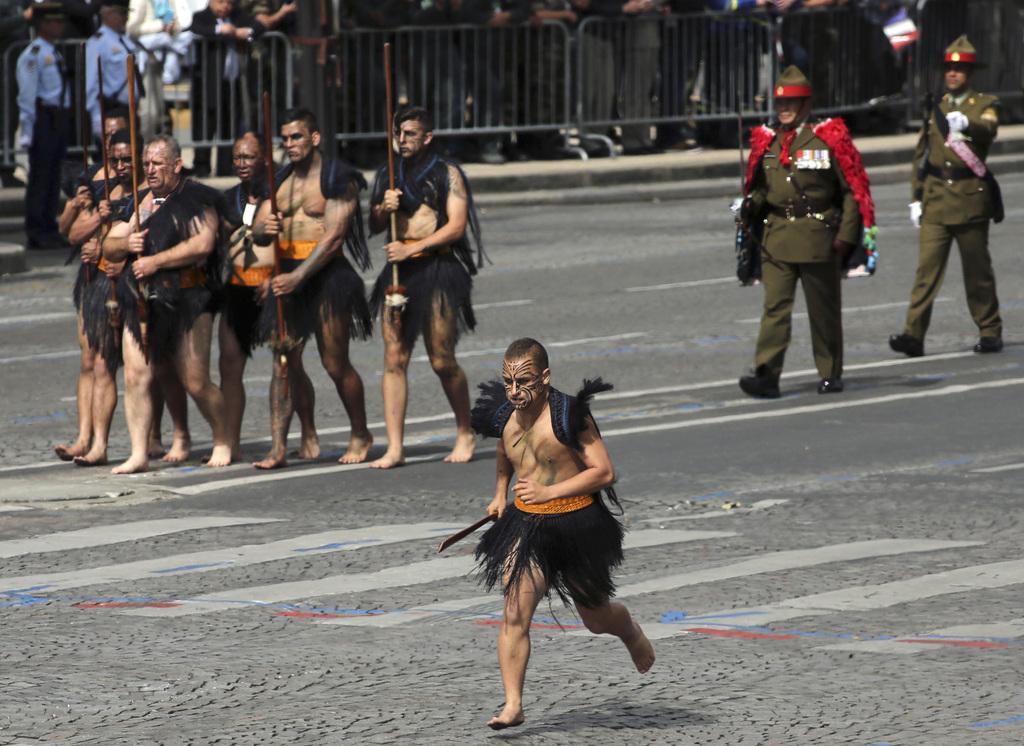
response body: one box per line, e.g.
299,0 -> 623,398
475,497 -> 625,610
258,257 -> 372,346
122,275 -> 216,364
369,254 -> 475,350
222,283 -> 263,357
72,261 -> 91,311
81,268 -> 124,372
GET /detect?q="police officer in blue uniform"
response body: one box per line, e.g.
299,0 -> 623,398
85,0 -> 141,140
16,1 -> 70,249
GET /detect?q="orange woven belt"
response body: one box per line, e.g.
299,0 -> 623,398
161,267 -> 205,289
279,239 -> 317,260
230,265 -> 273,287
402,239 -> 452,261
96,257 -> 116,274
514,494 -> 594,515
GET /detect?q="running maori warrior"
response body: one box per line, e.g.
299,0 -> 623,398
471,338 -> 655,730
368,106 -> 484,469
101,135 -> 230,473
218,132 -> 272,460
252,108 -> 373,469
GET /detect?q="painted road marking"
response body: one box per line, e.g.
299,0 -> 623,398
0,516 -> 282,559
0,311 -> 76,327
818,619 -> 1024,655
473,299 -> 534,310
0,350 -> 80,366
638,499 -> 789,524
325,538 -> 969,630
971,462 -> 1024,474
600,378 -> 1024,438
411,332 -> 647,363
646,555 -> 1024,641
120,529 -> 735,618
0,505 -> 32,512
0,522 -> 461,595
625,277 -> 737,293
735,298 -> 952,324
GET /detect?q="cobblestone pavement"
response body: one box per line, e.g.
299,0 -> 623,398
1,176 -> 1023,745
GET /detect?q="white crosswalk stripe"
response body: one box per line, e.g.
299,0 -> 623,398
119,528 -> 737,618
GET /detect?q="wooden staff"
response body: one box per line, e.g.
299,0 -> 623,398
75,46 -> 94,282
437,515 -> 496,554
97,58 -> 112,210
261,91 -> 289,375
382,42 -> 407,324
126,54 -> 149,356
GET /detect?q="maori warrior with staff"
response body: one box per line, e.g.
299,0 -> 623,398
251,107 -> 373,469
368,52 -> 485,468
101,55 -> 230,473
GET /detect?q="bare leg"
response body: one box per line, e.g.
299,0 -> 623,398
576,601 -> 655,674
174,313 -> 231,467
315,311 -> 372,464
217,314 -> 247,460
74,352 -> 118,467
148,380 -> 166,458
488,567 -> 546,730
370,312 -> 410,469
293,355 -> 320,459
112,329 -> 152,474
254,344 -> 308,470
423,296 -> 475,464
56,316 -> 95,460
156,363 -> 191,463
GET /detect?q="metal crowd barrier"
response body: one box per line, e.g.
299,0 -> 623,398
1,32 -> 294,169
332,21 -> 573,142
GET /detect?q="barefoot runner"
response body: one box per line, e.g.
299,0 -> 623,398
251,108 -> 373,469
471,338 -> 655,730
368,106 -> 484,469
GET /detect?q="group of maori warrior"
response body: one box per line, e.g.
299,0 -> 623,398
54,78 -> 655,728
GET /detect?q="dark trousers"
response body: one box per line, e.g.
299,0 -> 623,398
25,105 -> 69,242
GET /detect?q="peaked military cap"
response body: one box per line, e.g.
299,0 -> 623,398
31,1 -> 66,22
944,35 -> 983,67
773,66 -> 812,99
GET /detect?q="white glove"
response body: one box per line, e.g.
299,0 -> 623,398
18,134 -> 31,149
909,201 -> 922,228
730,197 -> 744,215
946,111 -> 969,134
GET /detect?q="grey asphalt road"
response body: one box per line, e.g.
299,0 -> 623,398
0,172 -> 1022,745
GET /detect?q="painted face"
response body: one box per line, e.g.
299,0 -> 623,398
110,143 -> 132,185
775,97 -> 810,127
142,142 -> 181,196
280,121 -> 319,164
396,119 -> 432,159
502,356 -> 547,411
944,63 -> 971,94
232,135 -> 261,182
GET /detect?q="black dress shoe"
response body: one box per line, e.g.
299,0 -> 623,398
739,373 -> 781,399
974,336 -> 1003,354
889,333 -> 924,358
818,377 -> 844,394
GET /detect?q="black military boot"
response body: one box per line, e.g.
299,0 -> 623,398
739,371 -> 781,399
818,378 -> 844,394
974,336 -> 1003,354
889,333 -> 924,358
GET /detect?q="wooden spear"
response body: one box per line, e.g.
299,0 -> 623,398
382,42 -> 407,326
261,91 -> 289,377
126,54 -> 149,357
437,515 -> 496,554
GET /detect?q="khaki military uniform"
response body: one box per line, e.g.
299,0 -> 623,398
903,90 -> 1002,340
748,125 -> 861,380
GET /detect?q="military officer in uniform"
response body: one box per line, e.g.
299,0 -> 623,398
738,66 -> 875,399
16,1 -> 70,249
889,36 -> 1003,358
85,0 -> 142,141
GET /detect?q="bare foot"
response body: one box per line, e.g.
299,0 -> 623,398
54,440 -> 89,461
254,447 -> 287,470
296,432 -> 320,460
443,432 -> 476,464
73,447 -> 108,467
161,437 -> 191,464
205,444 -> 232,468
339,431 -> 373,465
487,705 -> 525,731
148,439 -> 166,459
111,455 -> 148,475
624,622 -> 656,674
369,449 -> 404,470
